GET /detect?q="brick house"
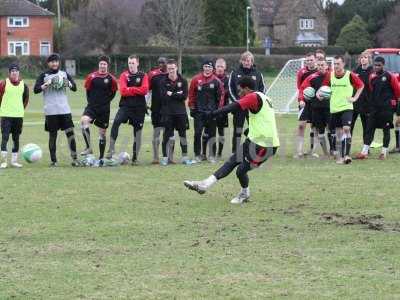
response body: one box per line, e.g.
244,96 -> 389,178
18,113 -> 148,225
0,0 -> 54,57
252,0 -> 328,47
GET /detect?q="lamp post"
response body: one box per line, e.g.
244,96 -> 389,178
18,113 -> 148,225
246,6 -> 251,51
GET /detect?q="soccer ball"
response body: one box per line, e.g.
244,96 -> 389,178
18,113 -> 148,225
21,143 -> 42,163
50,74 -> 66,90
118,152 -> 131,165
303,87 -> 316,100
317,86 -> 332,100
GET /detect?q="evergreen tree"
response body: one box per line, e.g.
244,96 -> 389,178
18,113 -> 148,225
336,15 -> 373,54
204,0 -> 255,47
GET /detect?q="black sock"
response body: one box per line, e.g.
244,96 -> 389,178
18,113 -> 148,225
396,130 -> 400,149
202,135 -> 208,157
310,131 -> 314,151
345,136 -> 352,156
49,131 -> 57,162
99,136 -> 106,159
341,138 -> 346,158
82,127 -> 91,149
66,129 -> 77,160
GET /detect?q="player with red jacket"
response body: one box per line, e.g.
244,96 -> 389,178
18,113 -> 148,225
80,56 -> 118,163
295,52 -> 318,158
106,55 -> 149,164
356,56 -> 400,160
188,59 -> 225,163
299,59 -> 331,156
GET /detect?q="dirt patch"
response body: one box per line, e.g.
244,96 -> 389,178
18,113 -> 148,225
320,213 -> 400,232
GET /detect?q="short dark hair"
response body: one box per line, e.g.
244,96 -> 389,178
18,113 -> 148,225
98,55 -> 110,65
374,56 -> 385,65
158,57 -> 167,64
238,76 -> 256,91
305,52 -> 315,57
128,54 -> 139,61
315,49 -> 326,57
166,59 -> 177,66
334,55 -> 345,62
47,53 -> 60,63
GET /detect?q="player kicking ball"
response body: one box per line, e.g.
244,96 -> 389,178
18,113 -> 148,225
184,76 -> 279,204
80,56 -> 118,165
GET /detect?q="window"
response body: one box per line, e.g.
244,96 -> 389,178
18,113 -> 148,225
8,41 -> 30,56
40,42 -> 51,56
8,17 -> 29,27
299,18 -> 314,30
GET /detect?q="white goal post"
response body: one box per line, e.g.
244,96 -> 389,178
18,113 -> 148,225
266,57 -> 334,113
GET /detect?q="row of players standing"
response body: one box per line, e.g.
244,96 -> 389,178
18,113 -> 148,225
294,49 -> 400,164
0,51 -> 266,167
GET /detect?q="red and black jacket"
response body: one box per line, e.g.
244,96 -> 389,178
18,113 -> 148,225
84,71 -> 118,109
160,74 -> 188,115
368,71 -> 400,110
119,70 -> 149,109
297,67 -> 318,90
148,67 -> 167,113
216,73 -> 229,107
188,73 -> 225,112
299,71 -> 330,108
352,65 -> 373,113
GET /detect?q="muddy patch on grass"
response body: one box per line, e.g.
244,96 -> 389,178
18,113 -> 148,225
320,213 -> 400,232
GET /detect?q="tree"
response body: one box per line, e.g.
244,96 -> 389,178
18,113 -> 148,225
203,0 -> 255,47
325,0 -> 400,45
336,15 -> 373,54
377,4 -> 400,48
65,0 -> 144,55
141,0 -> 205,71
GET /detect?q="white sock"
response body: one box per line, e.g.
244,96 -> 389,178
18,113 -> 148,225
1,151 -> 7,159
203,175 -> 217,188
296,136 -> 304,154
361,145 -> 370,155
11,152 -> 18,162
382,147 -> 388,155
241,187 -> 250,195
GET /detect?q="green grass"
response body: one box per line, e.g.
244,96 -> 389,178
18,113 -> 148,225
1,80 -> 400,299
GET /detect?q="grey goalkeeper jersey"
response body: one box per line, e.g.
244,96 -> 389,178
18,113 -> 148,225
34,69 -> 77,116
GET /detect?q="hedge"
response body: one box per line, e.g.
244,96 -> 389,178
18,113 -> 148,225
0,46 -> 347,78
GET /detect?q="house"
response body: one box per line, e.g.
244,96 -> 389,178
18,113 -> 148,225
0,0 -> 54,57
251,0 -> 328,48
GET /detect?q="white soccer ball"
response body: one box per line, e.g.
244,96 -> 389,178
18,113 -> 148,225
303,87 -> 316,100
21,143 -> 42,163
317,86 -> 332,100
118,152 -> 131,165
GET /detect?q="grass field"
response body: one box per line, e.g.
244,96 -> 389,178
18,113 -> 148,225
1,80 -> 400,299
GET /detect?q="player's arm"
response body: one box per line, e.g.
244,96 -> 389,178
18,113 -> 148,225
349,72 -> 364,102
128,73 -> 149,96
170,78 -> 188,101
0,80 -> 5,106
109,75 -> 118,101
217,79 -> 225,108
211,93 -> 260,117
390,73 -> 400,101
228,70 -> 238,102
296,70 -> 303,90
66,73 -> 77,92
33,73 -> 46,94
298,75 -> 313,103
188,77 -> 198,111
23,84 -> 29,108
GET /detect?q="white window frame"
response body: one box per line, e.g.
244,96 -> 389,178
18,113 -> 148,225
7,16 -> 29,28
8,41 -> 30,56
40,41 -> 51,56
299,18 -> 314,30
